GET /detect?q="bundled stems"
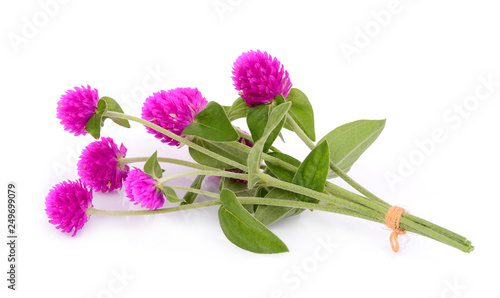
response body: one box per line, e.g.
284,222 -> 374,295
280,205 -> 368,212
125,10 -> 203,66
105,110 -> 473,253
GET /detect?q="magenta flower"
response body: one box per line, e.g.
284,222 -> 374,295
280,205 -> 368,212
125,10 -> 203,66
141,88 -> 208,146
125,168 -> 165,210
45,180 -> 93,237
232,50 -> 292,107
77,137 -> 130,192
57,85 -> 100,136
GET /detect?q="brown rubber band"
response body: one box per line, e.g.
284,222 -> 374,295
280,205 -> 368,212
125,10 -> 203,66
385,206 -> 406,252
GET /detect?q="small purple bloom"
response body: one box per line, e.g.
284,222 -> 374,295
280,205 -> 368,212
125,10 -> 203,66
77,137 -> 130,192
45,180 -> 93,237
57,85 -> 99,136
125,168 -> 165,210
141,87 -> 208,146
232,50 -> 292,107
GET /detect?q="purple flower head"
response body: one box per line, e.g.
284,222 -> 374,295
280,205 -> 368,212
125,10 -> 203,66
232,50 -> 292,107
45,180 -> 93,237
77,137 -> 130,192
141,87 -> 208,146
57,85 -> 100,136
125,168 -> 165,210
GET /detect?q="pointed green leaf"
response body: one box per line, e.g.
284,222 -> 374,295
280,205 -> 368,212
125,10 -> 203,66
247,105 -> 286,153
227,97 -> 250,121
182,101 -> 239,142
254,188 -> 305,226
159,185 -> 183,203
100,96 -> 130,128
85,99 -> 107,139
265,152 -> 301,183
218,189 -> 289,254
181,175 -> 205,205
284,88 -> 316,141
219,177 -> 256,213
292,141 -> 330,203
143,151 -> 163,179
247,105 -> 269,143
247,102 -> 291,188
189,137 -> 248,169
274,94 -> 285,105
318,119 -> 386,176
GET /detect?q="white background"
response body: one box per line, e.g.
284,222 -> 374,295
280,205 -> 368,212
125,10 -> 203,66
1,0 -> 499,297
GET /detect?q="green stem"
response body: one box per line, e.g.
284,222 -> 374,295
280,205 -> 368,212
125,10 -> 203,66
233,126 -> 281,153
119,157 -> 224,172
86,200 -> 222,216
261,175 -> 383,220
158,170 -> 247,184
172,185 -> 380,222
86,186 -> 379,223
105,111 -> 248,172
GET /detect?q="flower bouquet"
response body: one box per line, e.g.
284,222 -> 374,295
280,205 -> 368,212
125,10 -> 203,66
47,50 -> 473,254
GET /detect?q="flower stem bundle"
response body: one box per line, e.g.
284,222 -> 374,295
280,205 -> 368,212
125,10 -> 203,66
46,50 -> 474,254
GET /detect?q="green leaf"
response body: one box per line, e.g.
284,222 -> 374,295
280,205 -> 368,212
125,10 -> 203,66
189,137 -> 248,169
265,152 -> 301,183
247,105 -> 286,153
247,105 -> 269,143
219,177 -> 256,213
318,119 -> 386,176
159,185 -> 183,203
274,94 -> 285,105
292,141 -> 330,203
227,97 -> 250,121
247,102 -> 292,188
143,151 -> 163,179
181,175 -> 205,205
254,188 -> 304,226
218,189 -> 289,254
182,101 -> 239,142
284,88 -> 316,141
85,99 -> 107,139
100,96 -> 130,128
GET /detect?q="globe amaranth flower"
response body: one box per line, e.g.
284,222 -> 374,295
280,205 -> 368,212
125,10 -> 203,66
77,137 -> 130,192
125,168 -> 165,210
45,180 -> 93,237
142,87 -> 208,146
232,50 -> 292,107
57,85 -> 100,136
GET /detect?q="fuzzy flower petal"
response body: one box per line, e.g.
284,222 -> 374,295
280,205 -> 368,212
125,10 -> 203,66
141,87 -> 208,146
45,180 -> 93,236
57,85 -> 99,136
232,50 -> 292,107
77,137 -> 130,192
125,168 -> 165,210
